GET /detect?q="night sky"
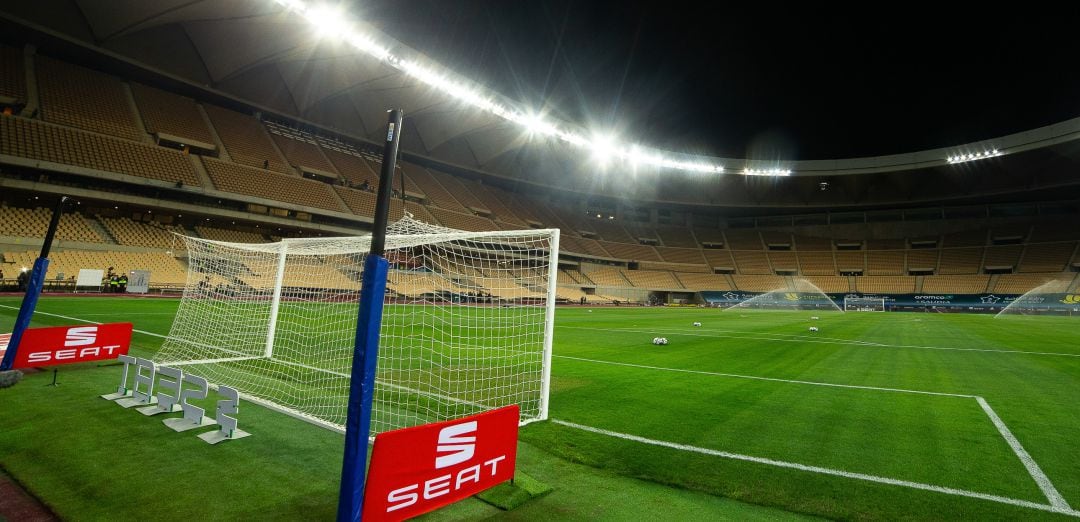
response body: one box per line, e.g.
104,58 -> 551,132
358,2 -> 1080,160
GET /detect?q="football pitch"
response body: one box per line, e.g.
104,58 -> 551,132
2,297 -> 1079,520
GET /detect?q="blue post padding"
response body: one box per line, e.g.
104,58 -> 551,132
1,257 -> 50,371
337,254 -> 389,522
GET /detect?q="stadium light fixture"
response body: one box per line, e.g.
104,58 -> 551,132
946,149 -> 1001,164
743,168 -> 792,176
273,0 -> 749,176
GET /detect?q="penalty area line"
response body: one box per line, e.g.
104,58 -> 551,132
551,419 -> 1080,518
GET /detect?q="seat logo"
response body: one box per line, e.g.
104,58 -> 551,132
64,326 -> 98,347
435,421 -> 476,469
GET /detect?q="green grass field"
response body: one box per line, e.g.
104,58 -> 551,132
2,297 -> 1080,520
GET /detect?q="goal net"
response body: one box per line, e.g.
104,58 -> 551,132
154,216 -> 559,435
844,296 -> 886,312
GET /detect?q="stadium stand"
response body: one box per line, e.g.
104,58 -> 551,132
100,217 -> 185,249
468,183 -> 526,226
724,230 -> 763,250
598,241 -> 662,261
938,247 -> 984,274
203,105 -> 288,173
195,226 -> 268,243
983,245 -> 1023,269
622,269 -> 682,289
4,250 -> 188,286
767,251 -> 798,272
35,56 -> 142,141
731,274 -> 785,292
797,251 -> 836,275
426,207 -> 497,232
703,248 -> 735,270
994,273 -> 1067,294
943,230 -> 987,247
591,220 -> 636,244
1,115 -> 201,186
130,83 -> 215,146
855,276 -> 915,293
793,235 -> 832,251
733,251 -> 772,274
800,275 -> 849,293
656,226 -> 698,248
922,275 -> 990,294
322,147 -> 379,187
674,272 -> 732,290
584,268 -> 631,287
401,163 -> 465,211
906,249 -> 939,271
0,205 -> 102,243
657,246 -> 707,265
269,132 -> 338,176
0,45 -> 26,104
693,227 -> 725,246
203,157 -> 347,213
1018,242 -> 1076,272
334,186 -> 376,217
834,250 -> 866,272
867,250 -> 905,275
429,170 -> 488,212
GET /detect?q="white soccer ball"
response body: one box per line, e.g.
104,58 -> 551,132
810,316 -> 819,320
809,326 -> 819,332
660,337 -> 668,345
692,322 -> 702,327
587,309 -> 593,313
652,337 -> 668,345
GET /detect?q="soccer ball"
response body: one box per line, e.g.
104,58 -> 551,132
587,310 -> 593,313
808,326 -> 819,332
652,337 -> 668,345
810,316 -> 819,320
692,322 -> 702,327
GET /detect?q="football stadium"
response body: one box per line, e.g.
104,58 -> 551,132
2,3 -> 1080,521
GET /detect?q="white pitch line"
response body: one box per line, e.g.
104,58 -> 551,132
0,304 -> 167,339
558,324 -> 1080,358
977,397 -> 1072,509
553,354 -> 975,398
551,419 -> 1080,518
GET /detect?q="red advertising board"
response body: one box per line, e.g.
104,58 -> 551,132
362,404 -> 520,521
10,323 -> 132,369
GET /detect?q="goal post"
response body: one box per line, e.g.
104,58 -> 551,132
154,222 -> 560,431
844,296 -> 886,312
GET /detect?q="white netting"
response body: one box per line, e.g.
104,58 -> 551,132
844,296 -> 886,312
155,215 -> 559,434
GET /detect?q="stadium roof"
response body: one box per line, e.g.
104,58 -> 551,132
3,1 -> 1080,185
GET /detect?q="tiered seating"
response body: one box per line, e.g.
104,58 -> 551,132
731,275 -> 785,292
656,246 -> 707,265
624,225 -> 659,244
703,249 -> 735,269
584,268 -> 630,287
983,245 -> 1023,269
835,250 -> 866,272
866,239 -> 906,250
203,157 -> 346,213
656,226 -> 698,248
760,231 -> 792,247
35,57 -> 141,141
694,227 -> 725,245
0,206 -> 102,243
622,270 -> 681,289
991,224 -> 1029,241
403,163 -> 466,211
429,170 -> 487,212
767,251 -> 798,271
334,186 -> 376,217
591,221 -> 635,243
733,251 -> 771,274
1,115 -> 200,186
724,230 -> 763,250
427,207 -> 497,232
100,217 -> 185,249
269,133 -> 338,175
793,235 -> 832,251
938,248 -> 983,274
906,249 -> 939,271
504,194 -> 543,225
922,275 -> 989,294
4,250 -> 188,285
203,105 -> 288,172
797,251 -> 835,275
563,269 -> 590,284
674,272 -> 732,290
855,276 -> 915,293
800,276 -> 849,293
389,198 -> 437,224
942,230 -> 986,247
559,235 -> 611,258
471,184 -> 527,225
867,250 -> 905,275
195,226 -> 267,243
130,83 -> 213,145
527,201 -> 579,234
1018,242 -> 1076,272
322,148 -> 379,186
1030,224 -> 1077,242
994,273 -> 1068,294
0,45 -> 26,104
598,241 -> 661,261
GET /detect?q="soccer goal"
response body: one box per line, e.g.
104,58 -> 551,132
844,296 -> 886,312
154,215 -> 559,435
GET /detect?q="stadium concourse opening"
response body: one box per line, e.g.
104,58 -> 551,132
2,2 -> 1080,521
